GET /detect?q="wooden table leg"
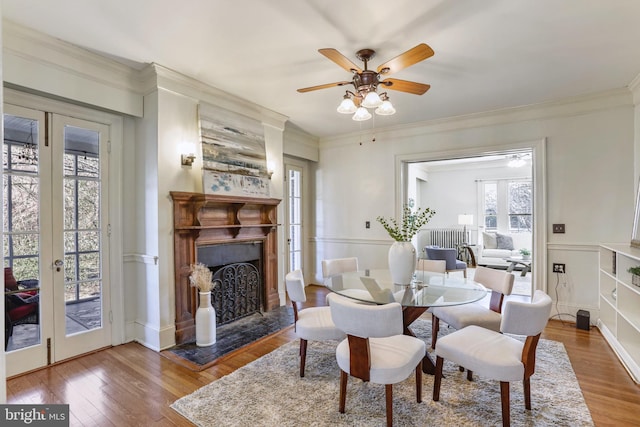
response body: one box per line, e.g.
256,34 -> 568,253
402,306 -> 436,375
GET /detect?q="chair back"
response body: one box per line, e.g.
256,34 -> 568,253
500,290 -> 552,336
285,270 -> 306,304
473,266 -> 515,295
417,259 -> 446,274
321,257 -> 359,278
327,292 -> 403,338
425,247 -> 458,270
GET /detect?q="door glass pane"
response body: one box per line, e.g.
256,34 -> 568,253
3,114 -> 41,351
63,125 -> 102,334
287,168 -> 302,272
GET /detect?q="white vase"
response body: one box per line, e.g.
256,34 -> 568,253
196,291 -> 217,346
388,241 -> 417,285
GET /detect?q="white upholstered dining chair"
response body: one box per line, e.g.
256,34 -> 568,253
327,292 -> 425,427
285,270 -> 346,377
432,290 -> 552,427
428,266 -> 514,349
321,257 -> 359,279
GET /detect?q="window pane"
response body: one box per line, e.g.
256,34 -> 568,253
7,175 -> 40,232
77,180 -> 100,229
509,181 -> 532,231
484,183 -> 497,230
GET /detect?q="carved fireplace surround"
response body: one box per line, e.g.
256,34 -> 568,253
170,191 -> 281,344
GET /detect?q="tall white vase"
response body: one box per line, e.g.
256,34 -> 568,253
388,241 -> 417,285
196,291 -> 216,346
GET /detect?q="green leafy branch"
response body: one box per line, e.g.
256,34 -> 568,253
376,204 -> 436,242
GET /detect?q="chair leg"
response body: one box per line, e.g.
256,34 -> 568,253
339,370 -> 348,414
385,384 -> 393,427
433,356 -> 444,401
466,369 -> 473,381
431,315 -> 439,349
463,268 -> 467,278
299,339 -> 307,377
500,381 -> 511,427
523,377 -> 531,410
415,362 -> 423,403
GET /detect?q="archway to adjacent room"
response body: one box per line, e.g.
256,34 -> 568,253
396,139 -> 546,296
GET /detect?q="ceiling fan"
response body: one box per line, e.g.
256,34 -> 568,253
297,43 -> 434,120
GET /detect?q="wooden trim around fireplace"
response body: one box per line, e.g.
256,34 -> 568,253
170,191 -> 281,344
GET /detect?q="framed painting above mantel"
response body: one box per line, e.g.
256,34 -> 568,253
199,103 -> 272,198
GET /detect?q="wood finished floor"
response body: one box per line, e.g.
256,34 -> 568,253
6,285 -> 640,426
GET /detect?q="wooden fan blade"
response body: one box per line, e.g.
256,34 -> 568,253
318,48 -> 363,73
381,78 -> 431,95
297,81 -> 352,93
377,43 -> 434,75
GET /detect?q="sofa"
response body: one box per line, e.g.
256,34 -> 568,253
476,231 -> 532,268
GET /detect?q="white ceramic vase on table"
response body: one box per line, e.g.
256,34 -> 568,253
196,291 -> 217,346
388,241 -> 417,285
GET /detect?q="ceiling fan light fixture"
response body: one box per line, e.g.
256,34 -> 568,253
352,107 -> 372,121
507,154 -> 526,168
375,99 -> 396,116
361,91 -> 383,108
337,95 -> 357,114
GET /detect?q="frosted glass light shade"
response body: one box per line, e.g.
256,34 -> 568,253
458,214 -> 473,226
375,100 -> 396,115
337,97 -> 357,114
361,91 -> 383,108
352,107 -> 372,121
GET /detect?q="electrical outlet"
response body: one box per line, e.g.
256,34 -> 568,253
553,263 -> 566,273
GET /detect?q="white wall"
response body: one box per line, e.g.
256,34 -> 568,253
315,90 -> 635,320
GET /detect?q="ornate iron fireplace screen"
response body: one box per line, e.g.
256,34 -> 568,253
211,262 -> 261,325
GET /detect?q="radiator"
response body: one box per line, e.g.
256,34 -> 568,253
428,228 -> 467,248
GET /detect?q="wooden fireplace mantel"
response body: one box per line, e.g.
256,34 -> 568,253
170,191 -> 281,344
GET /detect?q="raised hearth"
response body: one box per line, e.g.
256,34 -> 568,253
170,192 -> 280,344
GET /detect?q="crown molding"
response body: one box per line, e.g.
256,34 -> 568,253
320,87 -> 633,147
152,64 -> 288,130
3,20 -> 144,93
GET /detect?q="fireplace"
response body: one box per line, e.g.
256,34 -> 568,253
198,242 -> 263,325
170,192 -> 281,344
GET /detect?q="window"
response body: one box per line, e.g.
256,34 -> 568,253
508,180 -> 532,232
481,179 -> 532,232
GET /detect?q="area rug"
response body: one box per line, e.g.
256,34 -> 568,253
171,319 -> 593,426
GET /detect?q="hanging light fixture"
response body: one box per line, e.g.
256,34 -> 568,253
352,106 -> 372,121
336,93 -> 357,114
375,93 -> 396,116
336,90 -> 396,121
507,154 -> 526,168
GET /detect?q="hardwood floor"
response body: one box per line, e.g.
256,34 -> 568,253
6,285 -> 640,426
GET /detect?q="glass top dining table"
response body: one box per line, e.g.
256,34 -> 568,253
323,269 -> 488,374
323,269 -> 488,308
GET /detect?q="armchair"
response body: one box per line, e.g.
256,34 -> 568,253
424,246 -> 467,278
4,268 -> 39,349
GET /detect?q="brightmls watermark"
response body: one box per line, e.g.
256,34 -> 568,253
1,405 -> 69,426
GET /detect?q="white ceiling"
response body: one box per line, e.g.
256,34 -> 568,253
3,0 -> 640,139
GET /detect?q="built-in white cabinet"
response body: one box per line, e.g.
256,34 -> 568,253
599,244 -> 640,383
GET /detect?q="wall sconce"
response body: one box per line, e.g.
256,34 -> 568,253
180,141 -> 196,166
266,160 -> 275,179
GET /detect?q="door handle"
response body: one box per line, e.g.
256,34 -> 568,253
54,259 -> 64,272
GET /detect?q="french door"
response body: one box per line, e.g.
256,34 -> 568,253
286,164 -> 303,273
4,104 -> 111,376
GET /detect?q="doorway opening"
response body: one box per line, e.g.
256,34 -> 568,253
401,142 -> 545,297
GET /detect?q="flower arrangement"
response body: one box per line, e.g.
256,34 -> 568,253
189,263 -> 215,293
376,204 -> 436,242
